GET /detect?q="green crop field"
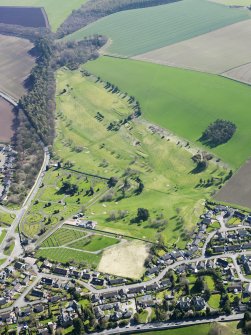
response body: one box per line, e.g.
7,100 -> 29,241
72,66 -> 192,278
65,0 -> 250,57
53,68 -> 227,248
0,0 -> 87,31
68,234 -> 120,252
85,57 -> 251,169
41,227 -> 87,248
36,247 -> 101,268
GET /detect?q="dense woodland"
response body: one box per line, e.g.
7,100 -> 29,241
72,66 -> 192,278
0,23 -> 48,41
9,109 -> 44,204
57,0 -> 179,37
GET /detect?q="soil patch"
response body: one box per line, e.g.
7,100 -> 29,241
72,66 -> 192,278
0,98 -> 14,143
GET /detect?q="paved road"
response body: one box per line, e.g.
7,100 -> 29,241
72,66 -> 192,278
0,90 -> 18,107
0,147 -> 49,269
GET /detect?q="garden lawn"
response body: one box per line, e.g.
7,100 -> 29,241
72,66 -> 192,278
36,247 -> 101,268
54,68 -> 227,247
208,293 -> 221,309
0,0 -> 87,31
85,57 -> 251,168
65,0 -> 250,57
68,234 -> 119,252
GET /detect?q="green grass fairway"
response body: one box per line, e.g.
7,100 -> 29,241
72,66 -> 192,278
0,0 -> 87,31
36,247 -> 101,268
54,68 -> 227,247
0,211 -> 15,226
68,235 -> 119,252
65,0 -> 250,57
85,57 -> 251,168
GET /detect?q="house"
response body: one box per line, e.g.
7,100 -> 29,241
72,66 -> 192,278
228,283 -> 242,293
34,305 -> 44,313
246,216 -> 251,224
21,276 -> 30,286
20,307 -> 31,317
146,283 -> 159,292
160,279 -> 171,287
217,258 -> 228,268
50,295 -> 61,303
0,312 -> 11,322
227,245 -> 240,252
242,243 -> 251,250
14,261 -> 25,270
238,230 -> 249,238
0,298 -> 7,306
109,278 -> 126,286
91,278 -> 104,286
244,262 -> 251,275
42,277 -> 53,286
234,211 -> 245,220
128,287 -> 144,295
161,253 -> 171,261
101,291 -> 118,300
192,296 -> 205,311
54,267 -> 68,276
43,260 -> 52,269
31,289 -> 44,298
146,267 -> 159,276
179,297 -> 191,311
202,218 -> 211,225
72,270 -> 81,278
82,273 -> 91,280
137,295 -> 155,307
38,329 -> 50,335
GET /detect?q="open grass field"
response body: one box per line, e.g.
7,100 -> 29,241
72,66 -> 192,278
134,321 -> 242,335
54,68 -> 226,247
215,157 -> 251,208
134,20 -> 251,74
0,34 -> 35,99
68,234 -> 119,252
0,0 -> 87,32
36,247 -> 101,269
0,98 -> 14,143
0,229 -> 6,244
65,0 -> 250,57
85,57 -> 251,169
98,240 -> 148,279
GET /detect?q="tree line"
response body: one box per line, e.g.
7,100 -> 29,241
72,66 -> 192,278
57,0 -> 180,38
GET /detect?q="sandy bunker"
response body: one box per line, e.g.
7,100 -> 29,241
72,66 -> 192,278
98,240 -> 149,279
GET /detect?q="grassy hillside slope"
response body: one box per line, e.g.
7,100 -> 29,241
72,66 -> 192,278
84,57 -> 251,168
53,68 -> 226,247
65,0 -> 250,57
0,0 -> 87,31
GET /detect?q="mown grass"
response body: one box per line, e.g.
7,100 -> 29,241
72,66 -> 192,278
0,211 -> 15,226
0,229 -> 6,244
134,321 -> 242,335
22,168 -> 107,237
65,0 -> 250,57
68,234 -> 119,252
36,247 -> 101,268
85,56 -> 251,169
41,227 -> 86,247
53,68 -> 227,247
0,0 -> 87,32
208,293 -> 221,309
